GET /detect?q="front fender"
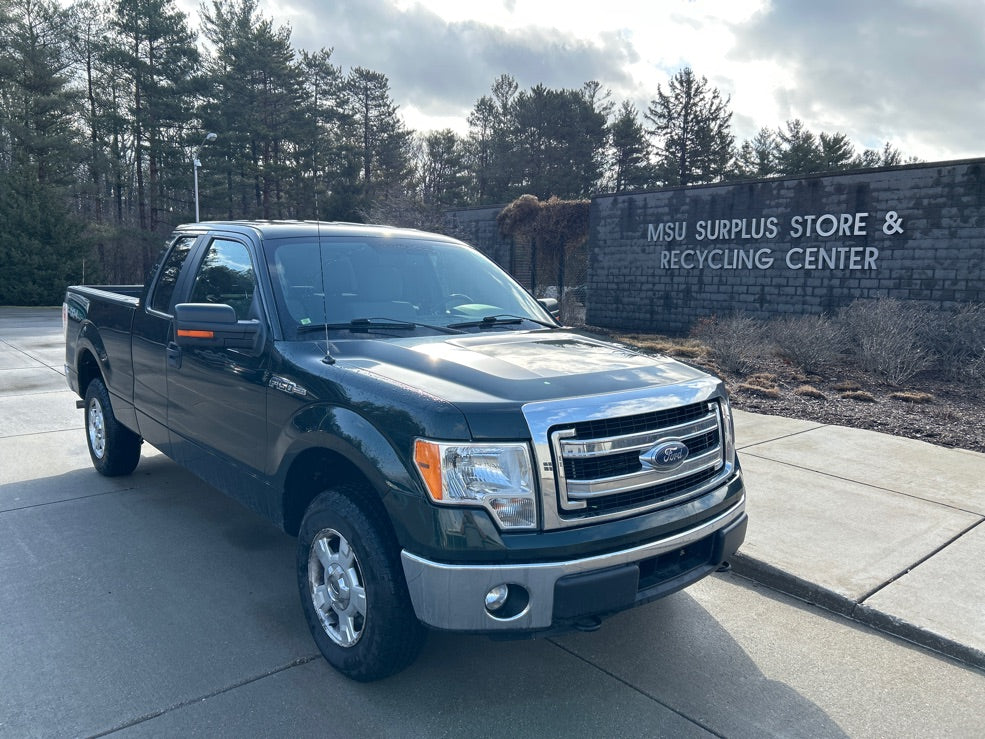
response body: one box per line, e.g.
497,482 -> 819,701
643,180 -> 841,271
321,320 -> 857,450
275,404 -> 420,499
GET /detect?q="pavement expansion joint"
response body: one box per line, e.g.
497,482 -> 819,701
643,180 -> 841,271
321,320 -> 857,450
732,552 -> 985,673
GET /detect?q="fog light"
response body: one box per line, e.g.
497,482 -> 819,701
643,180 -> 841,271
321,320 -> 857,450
485,584 -> 510,612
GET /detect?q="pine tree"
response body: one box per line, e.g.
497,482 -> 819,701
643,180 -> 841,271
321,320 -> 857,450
199,0 -> 306,220
776,119 -> 823,175
109,0 -> 199,239
645,68 -> 734,186
608,101 -> 653,192
513,83 -> 607,199
734,127 -> 779,179
416,129 -> 468,207
297,48 -> 346,219
465,74 -> 520,204
345,66 -> 412,209
0,0 -> 87,304
819,131 -> 856,171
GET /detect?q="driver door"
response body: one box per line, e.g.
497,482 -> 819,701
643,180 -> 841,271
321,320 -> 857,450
166,237 -> 269,474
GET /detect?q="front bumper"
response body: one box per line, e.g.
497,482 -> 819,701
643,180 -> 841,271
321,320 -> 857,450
401,491 -> 746,633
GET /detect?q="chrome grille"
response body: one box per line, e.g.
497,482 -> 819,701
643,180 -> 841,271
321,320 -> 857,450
550,401 -> 726,518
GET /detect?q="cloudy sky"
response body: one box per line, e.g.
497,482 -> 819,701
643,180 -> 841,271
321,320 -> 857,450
181,0 -> 983,162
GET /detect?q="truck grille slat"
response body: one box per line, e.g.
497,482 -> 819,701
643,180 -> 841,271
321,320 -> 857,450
550,401 -> 727,519
582,467 -> 721,516
569,403 -> 709,440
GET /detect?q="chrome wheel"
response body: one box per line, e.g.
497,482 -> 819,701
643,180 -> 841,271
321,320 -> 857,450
308,528 -> 367,648
87,397 -> 106,460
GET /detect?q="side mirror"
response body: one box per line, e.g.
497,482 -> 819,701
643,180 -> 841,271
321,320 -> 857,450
174,303 -> 261,351
538,297 -> 561,320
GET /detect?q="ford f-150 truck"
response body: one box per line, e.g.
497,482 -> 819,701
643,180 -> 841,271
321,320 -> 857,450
64,221 -> 746,681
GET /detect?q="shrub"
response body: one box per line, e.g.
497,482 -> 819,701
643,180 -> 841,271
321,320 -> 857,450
770,313 -> 845,372
794,385 -> 826,399
690,313 -> 768,375
838,298 -> 933,386
737,382 -> 781,398
923,303 -> 985,368
889,391 -> 934,404
919,303 -> 985,383
840,390 -> 877,402
964,353 -> 985,389
616,334 -> 707,360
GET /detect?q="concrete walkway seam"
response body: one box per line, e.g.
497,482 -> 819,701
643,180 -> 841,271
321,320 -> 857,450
731,553 -> 985,673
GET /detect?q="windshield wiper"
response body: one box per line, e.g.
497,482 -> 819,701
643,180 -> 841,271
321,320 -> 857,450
447,314 -> 559,330
297,317 -> 464,334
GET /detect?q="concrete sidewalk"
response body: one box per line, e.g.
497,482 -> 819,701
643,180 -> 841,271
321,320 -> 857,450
731,409 -> 985,669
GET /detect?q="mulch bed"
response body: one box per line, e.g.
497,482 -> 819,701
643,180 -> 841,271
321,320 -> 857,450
720,359 -> 985,454
603,329 -> 985,455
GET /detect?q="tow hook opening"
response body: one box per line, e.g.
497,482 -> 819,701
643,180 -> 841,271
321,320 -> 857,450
716,561 -> 732,573
573,615 -> 602,632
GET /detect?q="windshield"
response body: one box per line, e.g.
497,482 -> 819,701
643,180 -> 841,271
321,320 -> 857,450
265,235 -> 556,339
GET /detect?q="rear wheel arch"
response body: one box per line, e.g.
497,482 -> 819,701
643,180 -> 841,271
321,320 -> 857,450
77,348 -> 101,397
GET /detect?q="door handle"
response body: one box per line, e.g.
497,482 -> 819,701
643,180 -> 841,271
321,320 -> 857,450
167,342 -> 182,369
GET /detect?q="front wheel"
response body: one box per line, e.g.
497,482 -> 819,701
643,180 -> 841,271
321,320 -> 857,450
297,486 -> 425,681
84,378 -> 142,476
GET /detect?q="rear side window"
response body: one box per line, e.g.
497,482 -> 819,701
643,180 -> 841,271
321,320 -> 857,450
149,236 -> 196,314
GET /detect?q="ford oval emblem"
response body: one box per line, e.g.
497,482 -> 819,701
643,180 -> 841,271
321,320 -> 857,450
640,441 -> 690,471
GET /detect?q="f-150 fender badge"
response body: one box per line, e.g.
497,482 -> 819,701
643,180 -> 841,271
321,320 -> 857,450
640,441 -> 689,471
269,375 -> 310,399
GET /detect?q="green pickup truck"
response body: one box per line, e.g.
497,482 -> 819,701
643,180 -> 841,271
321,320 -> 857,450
64,221 -> 746,681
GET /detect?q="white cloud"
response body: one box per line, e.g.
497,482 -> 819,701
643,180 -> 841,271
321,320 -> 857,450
119,0 -> 985,161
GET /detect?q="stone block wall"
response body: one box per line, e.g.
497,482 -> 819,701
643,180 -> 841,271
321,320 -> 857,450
443,160 -> 985,334
587,159 -> 985,334
442,205 -> 512,271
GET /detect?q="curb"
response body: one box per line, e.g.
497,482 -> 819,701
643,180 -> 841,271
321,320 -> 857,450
729,552 -> 985,673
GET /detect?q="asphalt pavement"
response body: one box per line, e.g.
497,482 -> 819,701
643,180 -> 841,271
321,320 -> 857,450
2,305 -> 984,737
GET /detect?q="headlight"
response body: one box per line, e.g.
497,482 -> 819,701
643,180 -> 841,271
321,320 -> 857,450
414,440 -> 537,530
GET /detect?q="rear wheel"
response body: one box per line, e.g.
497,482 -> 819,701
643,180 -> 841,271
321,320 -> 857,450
297,486 -> 425,681
84,378 -> 141,476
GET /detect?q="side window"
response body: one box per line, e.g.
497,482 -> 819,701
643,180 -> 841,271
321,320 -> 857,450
149,236 -> 195,314
189,239 -> 257,320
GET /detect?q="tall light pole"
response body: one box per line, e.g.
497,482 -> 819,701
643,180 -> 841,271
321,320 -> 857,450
193,132 -> 218,222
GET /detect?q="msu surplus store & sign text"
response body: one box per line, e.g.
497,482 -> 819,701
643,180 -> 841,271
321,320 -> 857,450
648,210 -> 906,271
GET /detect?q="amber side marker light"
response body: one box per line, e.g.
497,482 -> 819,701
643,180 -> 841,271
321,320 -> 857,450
414,439 -> 444,501
177,329 -> 214,338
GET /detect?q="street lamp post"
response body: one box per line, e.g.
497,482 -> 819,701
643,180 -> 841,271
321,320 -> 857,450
193,132 -> 218,221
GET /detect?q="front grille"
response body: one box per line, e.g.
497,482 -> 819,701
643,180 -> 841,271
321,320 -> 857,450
550,400 -> 726,519
563,428 -> 720,480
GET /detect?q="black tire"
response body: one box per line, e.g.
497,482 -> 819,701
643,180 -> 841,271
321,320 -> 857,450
83,378 -> 142,476
297,486 -> 426,681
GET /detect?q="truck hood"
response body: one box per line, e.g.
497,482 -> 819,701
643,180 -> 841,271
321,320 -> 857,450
328,330 -> 712,406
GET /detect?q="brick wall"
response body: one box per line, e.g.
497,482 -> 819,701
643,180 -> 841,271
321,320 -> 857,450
587,159 -> 985,334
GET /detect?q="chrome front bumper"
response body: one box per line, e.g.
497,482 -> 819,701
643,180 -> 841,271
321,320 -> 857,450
401,491 -> 745,632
